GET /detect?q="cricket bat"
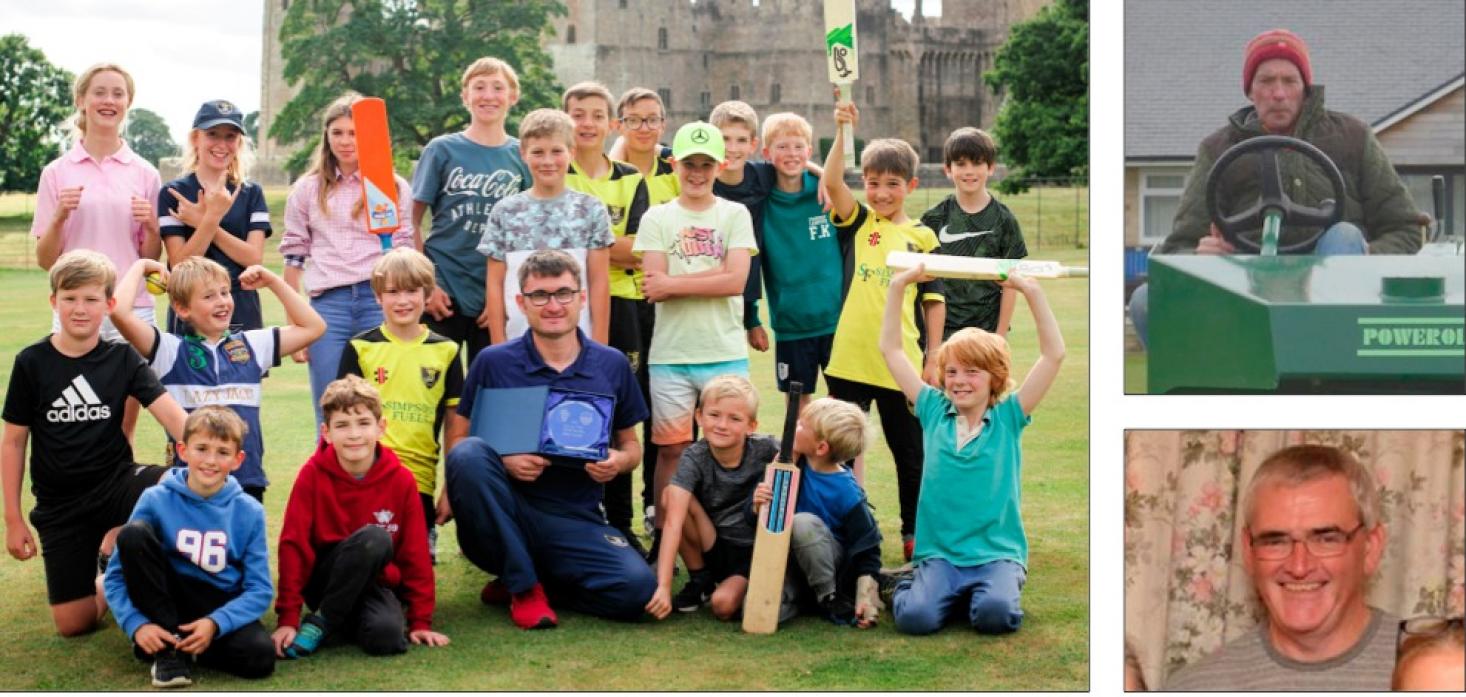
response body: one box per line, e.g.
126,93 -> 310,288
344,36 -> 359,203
742,381 -> 804,635
886,251 -> 1090,280
824,0 -> 859,169
350,97 -> 400,251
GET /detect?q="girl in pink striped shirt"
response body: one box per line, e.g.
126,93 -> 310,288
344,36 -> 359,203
32,62 -> 162,440
280,93 -> 415,423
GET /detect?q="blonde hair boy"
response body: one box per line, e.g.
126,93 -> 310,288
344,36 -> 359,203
461,57 -> 520,93
799,397 -> 869,464
164,257 -> 231,308
49,249 -> 117,296
518,109 -> 576,149
370,247 -> 437,296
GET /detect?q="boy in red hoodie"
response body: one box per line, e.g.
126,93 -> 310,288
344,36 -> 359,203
272,375 -> 449,658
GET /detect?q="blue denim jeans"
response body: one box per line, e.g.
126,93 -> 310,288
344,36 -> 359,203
308,281 -> 383,425
1128,222 -> 1366,347
892,557 -> 1026,635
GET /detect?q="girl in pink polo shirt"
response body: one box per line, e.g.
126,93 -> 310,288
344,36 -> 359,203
279,93 -> 414,423
32,62 -> 162,440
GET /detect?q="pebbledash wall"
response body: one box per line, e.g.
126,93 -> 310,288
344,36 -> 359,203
253,0 -> 1051,185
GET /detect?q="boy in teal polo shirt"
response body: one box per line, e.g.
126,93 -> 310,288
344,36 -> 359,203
876,263 -> 1065,635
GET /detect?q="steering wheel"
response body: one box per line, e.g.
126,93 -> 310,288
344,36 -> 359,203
1206,135 -> 1347,253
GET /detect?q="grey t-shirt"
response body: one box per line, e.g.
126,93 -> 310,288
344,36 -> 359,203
669,434 -> 780,547
476,189 -> 613,340
411,132 -> 530,316
1164,608 -> 1399,691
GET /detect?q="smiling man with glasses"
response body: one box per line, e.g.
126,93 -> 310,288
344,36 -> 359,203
439,249 -> 655,630
1167,444 -> 1399,691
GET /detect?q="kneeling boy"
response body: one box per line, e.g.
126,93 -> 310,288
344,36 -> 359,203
646,375 -> 778,621
753,397 -> 882,628
274,376 -> 448,658
102,406 -> 275,687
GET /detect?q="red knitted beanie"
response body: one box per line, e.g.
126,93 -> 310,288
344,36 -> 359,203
1243,29 -> 1312,94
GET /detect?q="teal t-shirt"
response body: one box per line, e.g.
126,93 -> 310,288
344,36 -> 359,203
411,132 -> 530,316
759,172 -> 842,340
912,386 -> 1030,568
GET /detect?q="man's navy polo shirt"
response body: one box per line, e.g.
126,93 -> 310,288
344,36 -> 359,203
458,329 -> 648,516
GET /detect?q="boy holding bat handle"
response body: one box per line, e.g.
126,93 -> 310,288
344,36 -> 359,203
878,262 -> 1064,635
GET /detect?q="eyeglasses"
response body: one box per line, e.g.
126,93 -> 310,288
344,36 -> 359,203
523,288 -> 580,306
1247,523 -> 1367,560
621,116 -> 664,130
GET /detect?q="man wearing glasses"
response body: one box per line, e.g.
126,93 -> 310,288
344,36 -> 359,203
439,250 -> 656,629
1167,444 -> 1398,690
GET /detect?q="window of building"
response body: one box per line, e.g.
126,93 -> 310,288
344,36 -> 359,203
658,88 -> 672,111
619,0 -> 627,8
770,83 -> 781,104
730,84 -> 740,100
700,91 -> 711,111
658,27 -> 668,50
566,25 -> 576,44
1138,169 -> 1189,245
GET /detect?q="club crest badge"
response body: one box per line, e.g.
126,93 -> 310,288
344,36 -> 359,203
421,366 -> 441,389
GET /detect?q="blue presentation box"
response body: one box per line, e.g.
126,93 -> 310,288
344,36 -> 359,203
468,385 -> 615,463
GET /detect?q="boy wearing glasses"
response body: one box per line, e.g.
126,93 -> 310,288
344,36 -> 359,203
478,109 -> 612,346
1166,445 -> 1398,691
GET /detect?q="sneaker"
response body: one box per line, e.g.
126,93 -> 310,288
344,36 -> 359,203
480,579 -> 511,606
428,527 -> 439,565
902,535 -> 915,561
284,614 -> 327,659
819,592 -> 857,626
672,571 -> 711,613
643,505 -> 656,537
150,647 -> 193,688
877,567 -> 914,607
510,583 -> 558,630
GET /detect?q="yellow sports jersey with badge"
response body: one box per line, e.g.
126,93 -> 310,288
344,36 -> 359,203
825,202 -> 944,391
339,327 -> 463,495
567,158 -> 651,302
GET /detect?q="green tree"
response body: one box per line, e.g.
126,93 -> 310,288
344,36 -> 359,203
243,110 -> 260,141
984,0 -> 1088,194
272,0 -> 566,176
0,34 -> 74,192
124,108 -> 178,167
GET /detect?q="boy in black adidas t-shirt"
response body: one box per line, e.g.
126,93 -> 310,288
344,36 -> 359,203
2,251 -> 187,636
919,128 -> 1028,339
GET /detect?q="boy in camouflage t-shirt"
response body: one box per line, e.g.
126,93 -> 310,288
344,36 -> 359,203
477,109 -> 613,344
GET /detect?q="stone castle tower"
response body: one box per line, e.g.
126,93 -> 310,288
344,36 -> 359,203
257,0 -> 1050,182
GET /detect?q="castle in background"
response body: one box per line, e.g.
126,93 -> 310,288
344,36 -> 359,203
257,0 -> 1050,183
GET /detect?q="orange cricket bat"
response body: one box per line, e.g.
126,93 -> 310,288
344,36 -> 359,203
350,97 -> 400,251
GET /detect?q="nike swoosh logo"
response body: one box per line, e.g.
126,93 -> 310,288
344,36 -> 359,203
938,225 -> 995,244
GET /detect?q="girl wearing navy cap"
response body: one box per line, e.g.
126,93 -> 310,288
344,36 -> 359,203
156,99 -> 272,334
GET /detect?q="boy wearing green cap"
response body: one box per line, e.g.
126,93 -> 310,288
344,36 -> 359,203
632,122 -> 758,552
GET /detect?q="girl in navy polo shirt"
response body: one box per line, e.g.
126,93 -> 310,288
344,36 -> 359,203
158,99 -> 272,335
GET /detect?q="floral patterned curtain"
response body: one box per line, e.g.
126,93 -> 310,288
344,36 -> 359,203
1124,430 -> 1465,690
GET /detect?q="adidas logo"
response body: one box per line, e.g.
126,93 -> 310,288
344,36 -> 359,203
46,375 -> 111,423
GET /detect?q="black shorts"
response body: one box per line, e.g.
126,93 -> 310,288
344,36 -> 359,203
608,296 -> 654,374
774,333 -> 833,393
704,537 -> 753,583
31,464 -> 168,604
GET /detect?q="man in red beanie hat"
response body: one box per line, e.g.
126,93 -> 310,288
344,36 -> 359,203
1128,28 -> 1422,345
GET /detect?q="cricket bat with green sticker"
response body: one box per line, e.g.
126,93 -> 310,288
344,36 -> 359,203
350,97 -> 400,252
824,0 -> 859,169
886,251 -> 1090,280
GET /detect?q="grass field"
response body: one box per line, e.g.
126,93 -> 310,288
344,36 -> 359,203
0,189 -> 1089,690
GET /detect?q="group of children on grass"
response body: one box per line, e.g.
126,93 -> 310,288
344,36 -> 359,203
3,54 -> 1062,687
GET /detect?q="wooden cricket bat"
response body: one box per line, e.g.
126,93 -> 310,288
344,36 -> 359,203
350,97 -> 400,252
824,0 -> 859,169
886,251 -> 1090,280
742,381 -> 804,635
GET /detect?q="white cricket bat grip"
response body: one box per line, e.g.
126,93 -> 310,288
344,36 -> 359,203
838,82 -> 856,169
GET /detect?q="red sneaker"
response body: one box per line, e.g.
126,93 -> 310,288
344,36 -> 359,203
480,579 -> 511,606
903,537 -> 915,562
510,583 -> 558,630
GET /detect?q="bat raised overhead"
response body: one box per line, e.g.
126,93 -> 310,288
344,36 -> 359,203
824,0 -> 859,169
886,251 -> 1089,281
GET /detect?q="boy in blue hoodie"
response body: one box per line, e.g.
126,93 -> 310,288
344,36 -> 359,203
103,406 -> 274,688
